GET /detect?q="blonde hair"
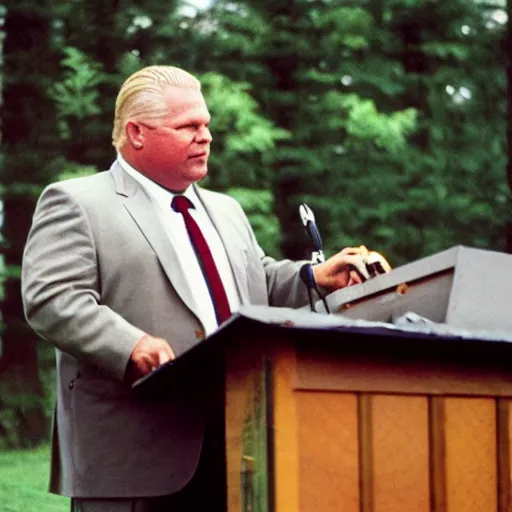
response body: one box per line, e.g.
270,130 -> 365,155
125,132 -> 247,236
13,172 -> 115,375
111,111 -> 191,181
112,65 -> 201,150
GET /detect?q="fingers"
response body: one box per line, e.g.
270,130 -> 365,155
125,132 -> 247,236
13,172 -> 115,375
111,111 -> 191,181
128,335 -> 176,382
339,246 -> 370,279
339,246 -> 392,281
347,269 -> 363,287
137,357 -> 155,378
145,341 -> 174,370
158,347 -> 175,365
342,254 -> 370,281
321,244 -> 389,291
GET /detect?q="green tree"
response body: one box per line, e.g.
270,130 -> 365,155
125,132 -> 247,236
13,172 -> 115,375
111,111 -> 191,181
188,0 -> 509,266
0,1 -> 62,447
199,71 -> 289,256
379,0 -> 510,263
188,0 -> 420,261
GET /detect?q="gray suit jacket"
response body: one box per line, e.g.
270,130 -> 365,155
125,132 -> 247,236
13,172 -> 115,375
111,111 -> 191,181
21,162 -> 309,498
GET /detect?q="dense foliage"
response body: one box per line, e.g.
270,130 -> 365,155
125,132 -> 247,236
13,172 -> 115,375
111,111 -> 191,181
189,0 -> 510,263
0,0 -> 509,445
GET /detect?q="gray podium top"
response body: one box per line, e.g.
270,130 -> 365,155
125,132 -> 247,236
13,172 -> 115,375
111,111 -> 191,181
133,304 -> 512,398
323,245 -> 512,331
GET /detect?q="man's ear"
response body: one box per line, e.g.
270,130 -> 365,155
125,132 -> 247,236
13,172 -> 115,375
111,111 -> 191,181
126,121 -> 144,149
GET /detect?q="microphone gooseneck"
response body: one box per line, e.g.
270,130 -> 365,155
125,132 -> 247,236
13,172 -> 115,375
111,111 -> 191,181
300,263 -> 316,313
299,263 -> 330,314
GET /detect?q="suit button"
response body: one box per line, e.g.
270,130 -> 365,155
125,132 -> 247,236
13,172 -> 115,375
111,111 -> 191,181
68,380 -> 75,390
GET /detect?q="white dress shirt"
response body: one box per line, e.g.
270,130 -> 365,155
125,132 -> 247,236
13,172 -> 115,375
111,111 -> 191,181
118,155 -> 240,335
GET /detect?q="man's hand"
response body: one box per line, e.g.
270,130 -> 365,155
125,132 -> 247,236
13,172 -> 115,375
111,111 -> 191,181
125,334 -> 176,384
312,245 -> 372,292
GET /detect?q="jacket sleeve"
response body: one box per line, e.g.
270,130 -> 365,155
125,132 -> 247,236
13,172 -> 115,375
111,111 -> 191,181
236,203 -> 311,309
21,184 -> 145,382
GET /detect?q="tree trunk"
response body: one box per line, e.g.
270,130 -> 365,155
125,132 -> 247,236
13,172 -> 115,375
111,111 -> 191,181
265,2 -> 311,260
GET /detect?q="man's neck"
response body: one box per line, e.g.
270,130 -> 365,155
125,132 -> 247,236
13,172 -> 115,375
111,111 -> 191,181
117,152 -> 191,195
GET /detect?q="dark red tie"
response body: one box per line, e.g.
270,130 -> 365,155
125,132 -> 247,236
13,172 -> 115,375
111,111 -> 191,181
172,195 -> 231,325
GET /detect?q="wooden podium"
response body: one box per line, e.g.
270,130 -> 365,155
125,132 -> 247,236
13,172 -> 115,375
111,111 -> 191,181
134,305 -> 512,512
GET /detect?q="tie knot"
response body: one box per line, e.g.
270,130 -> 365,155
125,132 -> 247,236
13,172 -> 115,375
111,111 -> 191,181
172,195 -> 193,213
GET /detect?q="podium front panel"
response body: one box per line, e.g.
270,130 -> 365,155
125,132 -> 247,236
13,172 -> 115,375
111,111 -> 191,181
224,331 -> 512,512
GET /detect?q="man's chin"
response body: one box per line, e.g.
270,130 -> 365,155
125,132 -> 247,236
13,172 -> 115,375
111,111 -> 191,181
189,166 -> 208,182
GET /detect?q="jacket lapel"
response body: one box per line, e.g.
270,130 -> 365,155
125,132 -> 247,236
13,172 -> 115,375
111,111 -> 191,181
194,185 -> 250,305
110,162 -> 204,325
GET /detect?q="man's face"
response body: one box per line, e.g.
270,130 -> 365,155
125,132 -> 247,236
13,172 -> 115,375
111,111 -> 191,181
128,86 -> 212,192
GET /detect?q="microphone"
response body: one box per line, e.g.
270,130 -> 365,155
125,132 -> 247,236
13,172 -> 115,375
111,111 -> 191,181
299,204 -> 330,314
299,263 -> 330,314
299,204 -> 325,264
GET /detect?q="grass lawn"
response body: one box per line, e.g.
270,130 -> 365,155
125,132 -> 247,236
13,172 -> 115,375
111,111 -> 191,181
0,444 -> 68,512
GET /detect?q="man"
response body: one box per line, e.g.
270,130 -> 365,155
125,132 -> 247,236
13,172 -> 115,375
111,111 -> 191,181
22,65 -> 372,511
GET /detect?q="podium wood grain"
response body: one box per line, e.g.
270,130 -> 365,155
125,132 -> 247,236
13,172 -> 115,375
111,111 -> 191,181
225,337 -> 512,512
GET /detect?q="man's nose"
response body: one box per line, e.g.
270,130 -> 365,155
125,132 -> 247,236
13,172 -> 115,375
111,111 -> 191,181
196,126 -> 212,143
